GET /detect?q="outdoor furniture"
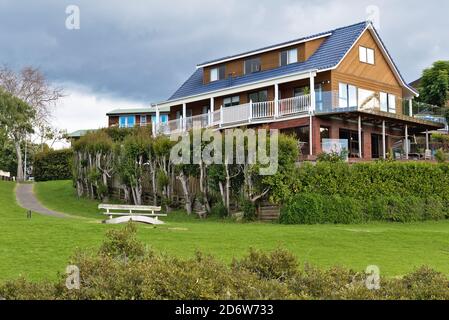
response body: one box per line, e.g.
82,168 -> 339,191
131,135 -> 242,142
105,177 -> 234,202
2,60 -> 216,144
98,204 -> 166,225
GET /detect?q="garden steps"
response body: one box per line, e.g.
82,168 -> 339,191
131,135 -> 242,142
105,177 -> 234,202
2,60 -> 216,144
258,204 -> 280,222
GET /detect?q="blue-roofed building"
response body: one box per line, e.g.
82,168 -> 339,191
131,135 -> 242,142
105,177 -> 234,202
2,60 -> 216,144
152,21 -> 443,160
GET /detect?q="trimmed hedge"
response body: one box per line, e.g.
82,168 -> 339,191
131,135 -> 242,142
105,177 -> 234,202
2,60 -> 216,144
33,149 -> 73,182
280,194 -> 449,225
297,162 -> 449,202
280,162 -> 449,224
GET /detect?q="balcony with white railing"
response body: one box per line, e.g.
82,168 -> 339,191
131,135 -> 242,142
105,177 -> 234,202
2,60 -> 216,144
152,91 -> 445,136
154,94 -> 311,135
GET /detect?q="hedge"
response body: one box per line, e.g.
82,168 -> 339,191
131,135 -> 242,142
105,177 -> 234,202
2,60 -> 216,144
33,149 -> 73,182
296,162 -> 449,201
280,193 -> 449,225
279,162 -> 449,224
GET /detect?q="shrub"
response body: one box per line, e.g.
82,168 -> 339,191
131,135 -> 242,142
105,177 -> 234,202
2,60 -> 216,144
33,149 -> 73,181
281,193 -> 447,225
435,149 -> 448,163
210,201 -> 228,218
232,247 -> 298,282
240,199 -> 257,221
280,193 -> 365,225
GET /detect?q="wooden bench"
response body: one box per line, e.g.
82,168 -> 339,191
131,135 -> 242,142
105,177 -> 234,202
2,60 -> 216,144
98,204 -> 166,225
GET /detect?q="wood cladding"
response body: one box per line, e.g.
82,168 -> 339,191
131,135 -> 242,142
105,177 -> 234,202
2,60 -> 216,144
203,36 -> 329,84
336,30 -> 401,88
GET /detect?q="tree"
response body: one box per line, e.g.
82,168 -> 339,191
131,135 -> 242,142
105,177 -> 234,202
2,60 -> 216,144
418,61 -> 449,107
0,89 -> 35,181
0,66 -> 64,149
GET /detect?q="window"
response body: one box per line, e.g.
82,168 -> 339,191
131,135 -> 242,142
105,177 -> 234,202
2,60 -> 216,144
339,83 -> 357,108
140,115 -> 147,124
380,92 -> 396,113
248,90 -> 268,103
359,46 -> 374,64
280,48 -> 298,66
210,65 -> 226,82
340,129 -> 363,158
223,95 -> 240,108
119,115 -> 135,128
151,114 -> 168,124
358,88 -> 376,110
244,57 -> 261,74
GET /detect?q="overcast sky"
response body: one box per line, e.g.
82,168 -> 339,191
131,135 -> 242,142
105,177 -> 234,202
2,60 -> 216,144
0,0 -> 448,135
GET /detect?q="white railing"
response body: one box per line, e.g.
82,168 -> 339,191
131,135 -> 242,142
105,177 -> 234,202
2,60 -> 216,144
185,113 -> 210,131
279,95 -> 311,116
222,103 -> 251,125
154,94 -> 313,135
252,100 -> 276,119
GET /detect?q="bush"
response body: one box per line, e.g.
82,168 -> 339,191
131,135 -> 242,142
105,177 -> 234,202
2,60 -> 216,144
435,149 -> 448,163
210,201 -> 228,218
281,193 -> 447,225
33,149 -> 73,181
240,199 -> 257,221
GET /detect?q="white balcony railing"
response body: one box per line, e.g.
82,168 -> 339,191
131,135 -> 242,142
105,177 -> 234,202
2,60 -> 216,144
154,94 -> 312,135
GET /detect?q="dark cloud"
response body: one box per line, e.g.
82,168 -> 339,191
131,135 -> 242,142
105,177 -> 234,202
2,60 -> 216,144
0,0 -> 447,104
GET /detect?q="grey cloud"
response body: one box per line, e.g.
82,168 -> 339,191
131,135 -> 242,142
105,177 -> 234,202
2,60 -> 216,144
0,0 -> 447,104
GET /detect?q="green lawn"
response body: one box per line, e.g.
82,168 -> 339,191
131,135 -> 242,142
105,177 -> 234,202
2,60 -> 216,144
2,180 -> 449,281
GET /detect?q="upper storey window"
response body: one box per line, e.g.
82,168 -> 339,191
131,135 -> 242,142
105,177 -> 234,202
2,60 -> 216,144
210,65 -> 225,82
359,46 -> 375,64
280,48 -> 298,66
244,57 -> 261,75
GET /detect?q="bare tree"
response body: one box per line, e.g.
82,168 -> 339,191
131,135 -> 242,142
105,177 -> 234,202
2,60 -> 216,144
0,66 -> 64,149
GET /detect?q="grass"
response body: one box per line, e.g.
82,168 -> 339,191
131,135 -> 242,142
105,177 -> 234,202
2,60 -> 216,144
2,180 -> 449,281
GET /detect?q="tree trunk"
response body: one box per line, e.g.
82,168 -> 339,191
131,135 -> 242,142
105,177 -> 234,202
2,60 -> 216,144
178,171 -> 193,215
14,141 -> 24,182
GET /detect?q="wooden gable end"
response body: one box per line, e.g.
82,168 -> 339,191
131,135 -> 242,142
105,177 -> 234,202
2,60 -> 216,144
335,29 -> 401,89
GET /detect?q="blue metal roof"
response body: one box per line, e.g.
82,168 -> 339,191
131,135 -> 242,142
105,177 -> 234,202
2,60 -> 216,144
168,21 -> 370,101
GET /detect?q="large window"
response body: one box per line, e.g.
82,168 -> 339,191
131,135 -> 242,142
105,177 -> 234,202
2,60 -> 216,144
244,57 -> 261,74
359,46 -> 375,64
140,115 -> 147,125
210,65 -> 225,82
119,115 -> 135,128
280,48 -> 298,66
248,90 -> 268,103
339,83 -> 357,108
223,95 -> 240,108
380,92 -> 396,114
358,88 -> 376,110
339,129 -> 362,158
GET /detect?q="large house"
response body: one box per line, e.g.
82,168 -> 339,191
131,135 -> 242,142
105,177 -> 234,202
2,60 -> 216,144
108,21 -> 445,160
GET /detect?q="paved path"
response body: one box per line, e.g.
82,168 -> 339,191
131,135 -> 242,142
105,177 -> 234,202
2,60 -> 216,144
15,183 -> 68,218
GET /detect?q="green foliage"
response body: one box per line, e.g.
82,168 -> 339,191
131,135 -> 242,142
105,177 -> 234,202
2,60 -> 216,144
99,223 -> 145,260
33,149 -> 73,181
317,150 -> 349,163
232,247 -> 298,282
210,201 -> 228,218
435,149 -> 448,163
418,60 -> 449,107
240,199 -> 257,221
281,193 -> 447,225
